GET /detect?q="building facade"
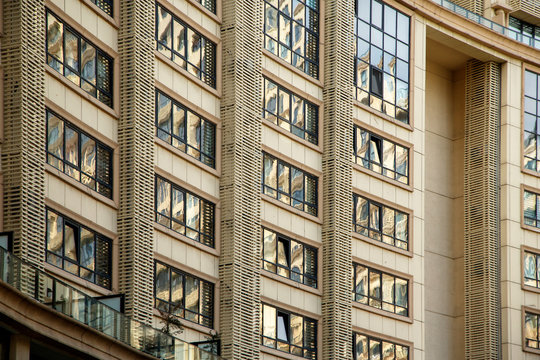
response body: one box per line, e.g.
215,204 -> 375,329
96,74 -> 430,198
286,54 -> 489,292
0,0 -> 540,359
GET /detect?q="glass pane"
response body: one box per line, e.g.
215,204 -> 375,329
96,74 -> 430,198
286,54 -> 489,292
80,228 -> 95,270
291,168 -> 304,202
278,163 -> 290,194
173,20 -> 185,57
526,313 -> 538,340
383,140 -> 395,171
157,92 -> 172,133
263,228 -> 277,264
277,239 -> 289,267
80,134 -> 96,180
263,304 -> 276,338
172,104 -> 186,142
355,265 -> 368,297
171,271 -> 183,307
265,4 -> 278,40
64,30 -> 79,71
172,188 -> 185,225
369,270 -> 381,300
47,112 -> 64,165
47,13 -> 64,63
157,6 -> 172,49
265,79 -> 278,118
277,311 -> 289,341
382,274 -> 394,304
186,193 -> 200,238
290,241 -> 303,280
369,203 -> 380,231
396,212 -> 408,242
525,71 -> 538,98
382,207 -> 395,237
370,339 -> 381,360
47,211 -> 63,255
355,334 -> 369,360
187,29 -> 202,76
155,263 -> 170,301
81,40 -> 96,85
156,178 -> 171,221
290,314 -> 303,347
65,127 -> 79,167
264,155 -> 278,190
395,278 -> 408,308
185,276 -> 199,315
64,224 -> 77,262
382,342 -> 395,360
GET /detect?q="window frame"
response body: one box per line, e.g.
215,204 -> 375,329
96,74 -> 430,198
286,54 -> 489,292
46,108 -> 114,199
509,16 -> 540,49
261,227 -> 318,288
45,10 -> 114,108
522,66 -> 540,178
154,260 -> 214,328
154,175 -> 216,248
352,260 -> 412,322
521,245 -> 540,295
261,303 -> 318,359
155,2 -> 217,88
353,329 -> 411,360
523,306 -> 540,355
45,208 -> 112,290
354,0 -> 411,124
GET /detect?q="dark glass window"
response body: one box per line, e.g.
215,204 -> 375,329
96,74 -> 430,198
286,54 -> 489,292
46,109 -> 113,199
262,228 -> 317,287
92,0 -> 113,16
156,90 -> 216,168
509,17 -> 540,49
524,190 -> 540,229
525,311 -> 540,350
262,78 -> 318,145
524,70 -> 540,172
353,126 -> 409,185
352,263 -> 408,317
262,152 -> 318,216
353,332 -> 409,360
353,194 -> 408,250
355,0 -> 410,123
196,0 -> 216,13
264,0 -> 319,78
155,176 -> 215,247
46,11 -> 113,107
524,250 -> 540,290
46,208 -> 112,289
156,3 -> 217,88
261,303 -> 317,359
154,261 -> 214,328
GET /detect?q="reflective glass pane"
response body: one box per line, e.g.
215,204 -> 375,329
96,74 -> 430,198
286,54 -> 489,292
47,211 -> 63,255
157,6 -> 172,48
47,13 -> 64,63
81,40 -> 96,85
157,92 -> 172,132
65,127 -> 79,167
277,312 -> 289,341
80,228 -> 95,270
395,278 -> 408,308
263,304 -> 276,338
156,178 -> 171,219
185,276 -> 199,314
64,224 -> 77,263
186,193 -> 200,235
263,229 -> 277,264
64,30 -> 79,71
47,113 -> 64,164
172,188 -> 185,224
155,263 -> 170,301
80,134 -> 96,179
264,155 -> 277,189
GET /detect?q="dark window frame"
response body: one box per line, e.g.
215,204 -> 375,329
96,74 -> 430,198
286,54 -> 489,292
155,3 -> 217,88
261,227 -> 317,288
353,332 -> 410,360
45,208 -> 112,289
46,10 -> 114,108
154,260 -> 214,328
155,90 -> 216,168
262,77 -> 319,145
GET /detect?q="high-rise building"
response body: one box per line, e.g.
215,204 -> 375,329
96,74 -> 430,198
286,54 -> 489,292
0,0 -> 539,359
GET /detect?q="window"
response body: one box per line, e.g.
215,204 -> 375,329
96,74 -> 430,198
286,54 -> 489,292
46,109 -> 113,199
155,176 -> 215,247
46,209 -> 112,289
264,0 -> 319,78
262,228 -> 317,287
524,250 -> 540,289
524,70 -> 540,172
354,0 -> 410,123
262,152 -> 318,216
46,11 -> 113,107
524,189 -> 540,229
154,261 -> 214,328
509,17 -> 540,49
91,0 -> 113,17
261,303 -> 317,359
353,332 -> 409,360
353,194 -> 408,251
156,90 -> 216,168
525,310 -> 540,350
352,263 -> 408,317
262,78 -> 318,145
156,3 -> 217,88
196,0 -> 216,13
353,126 -> 409,185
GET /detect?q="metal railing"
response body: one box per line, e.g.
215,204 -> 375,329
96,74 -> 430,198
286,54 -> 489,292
431,0 -> 540,49
0,247 -> 222,360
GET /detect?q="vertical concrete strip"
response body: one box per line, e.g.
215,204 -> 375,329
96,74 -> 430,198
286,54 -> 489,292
322,0 -> 354,358
117,0 -> 155,324
464,60 -> 501,360
219,0 -> 263,358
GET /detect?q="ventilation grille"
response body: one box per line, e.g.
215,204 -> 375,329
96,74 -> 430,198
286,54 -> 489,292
321,0 -> 354,359
219,1 -> 263,358
464,60 -> 501,360
1,0 -> 46,267
117,0 -> 155,324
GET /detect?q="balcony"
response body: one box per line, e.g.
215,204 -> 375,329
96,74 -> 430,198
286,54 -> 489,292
510,0 -> 540,26
0,247 -> 222,360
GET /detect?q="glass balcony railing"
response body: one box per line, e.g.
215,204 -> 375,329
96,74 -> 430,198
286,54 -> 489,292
431,0 -> 540,50
0,247 -> 222,360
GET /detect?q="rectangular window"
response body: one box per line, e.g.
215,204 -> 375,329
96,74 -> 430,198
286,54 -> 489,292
353,194 -> 409,251
264,0 -> 319,78
261,303 -> 317,359
262,78 -> 318,145
46,109 -> 113,199
509,17 -> 540,49
353,332 -> 409,360
92,0 -> 113,17
352,262 -> 409,317
262,152 -> 318,216
46,11 -> 113,107
354,126 -> 409,185
524,70 -> 540,172
262,228 -> 317,288
524,250 -> 540,289
525,310 -> 540,350
155,90 -> 216,168
197,0 -> 216,13
156,3 -> 217,88
154,261 -> 214,328
524,189 -> 540,229
155,176 -> 215,247
46,208 -> 112,289
355,0 -> 410,123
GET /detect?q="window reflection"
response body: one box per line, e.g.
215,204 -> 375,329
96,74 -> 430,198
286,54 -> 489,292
525,311 -> 540,350
353,332 -> 409,360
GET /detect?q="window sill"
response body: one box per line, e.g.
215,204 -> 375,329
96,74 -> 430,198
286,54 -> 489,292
262,49 -> 323,89
261,194 -> 322,225
352,231 -> 413,258
259,344 -> 315,360
354,99 -> 413,131
45,65 -> 119,119
260,270 -> 322,296
153,222 -> 220,257
262,119 -> 322,154
155,137 -> 220,178
44,262 -> 113,296
352,300 -> 413,324
45,164 -> 118,210
353,163 -> 413,192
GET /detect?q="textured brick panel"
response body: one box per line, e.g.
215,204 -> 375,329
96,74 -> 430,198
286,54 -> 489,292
322,0 -> 354,359
1,0 -> 46,266
117,0 -> 155,324
219,1 -> 263,358
464,60 -> 501,360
